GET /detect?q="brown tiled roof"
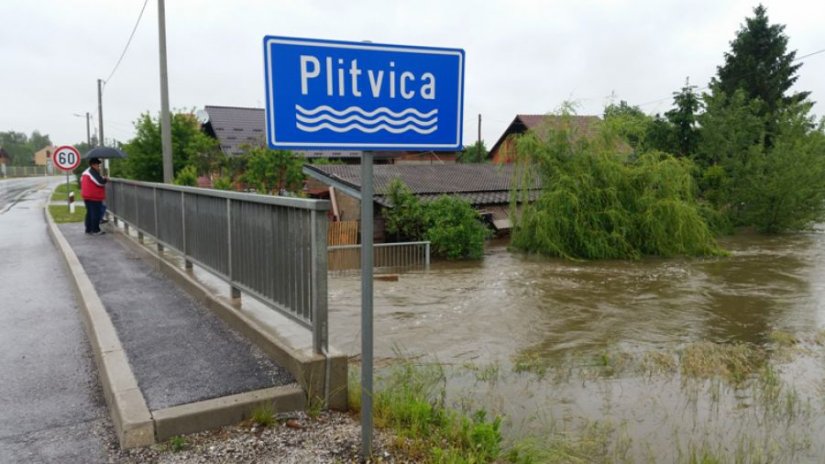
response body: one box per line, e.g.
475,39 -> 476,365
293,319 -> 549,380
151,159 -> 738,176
305,164 -> 541,207
488,114 -> 605,158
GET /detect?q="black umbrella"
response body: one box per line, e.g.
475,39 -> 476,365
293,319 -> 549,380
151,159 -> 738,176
82,146 -> 128,159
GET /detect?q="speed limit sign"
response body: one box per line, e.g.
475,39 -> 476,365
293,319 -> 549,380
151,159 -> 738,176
53,145 -> 81,171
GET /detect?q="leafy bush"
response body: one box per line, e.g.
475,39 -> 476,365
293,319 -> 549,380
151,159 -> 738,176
382,179 -> 489,260
383,179 -> 428,242
173,164 -> 197,186
241,147 -> 304,195
212,176 -> 233,191
425,196 -> 490,260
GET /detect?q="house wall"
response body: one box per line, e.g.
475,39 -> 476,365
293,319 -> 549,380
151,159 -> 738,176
491,136 -> 517,164
305,177 -> 385,242
33,147 -> 54,166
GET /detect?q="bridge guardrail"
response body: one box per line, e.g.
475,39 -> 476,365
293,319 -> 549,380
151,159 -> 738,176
107,179 -> 330,354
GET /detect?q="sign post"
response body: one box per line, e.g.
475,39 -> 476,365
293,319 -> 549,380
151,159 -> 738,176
263,36 -> 464,458
52,145 -> 81,213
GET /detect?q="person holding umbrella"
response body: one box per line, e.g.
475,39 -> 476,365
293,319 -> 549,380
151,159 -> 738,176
82,146 -> 127,227
81,157 -> 108,235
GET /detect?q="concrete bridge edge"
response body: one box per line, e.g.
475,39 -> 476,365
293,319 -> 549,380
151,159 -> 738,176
45,206 -> 334,449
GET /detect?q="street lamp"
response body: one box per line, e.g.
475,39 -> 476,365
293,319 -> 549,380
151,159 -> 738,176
72,112 -> 92,146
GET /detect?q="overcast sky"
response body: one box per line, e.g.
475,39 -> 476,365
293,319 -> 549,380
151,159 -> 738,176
2,0 -> 823,150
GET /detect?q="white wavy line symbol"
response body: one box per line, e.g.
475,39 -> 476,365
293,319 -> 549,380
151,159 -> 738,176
295,105 -> 438,134
296,105 -> 437,118
297,122 -> 438,134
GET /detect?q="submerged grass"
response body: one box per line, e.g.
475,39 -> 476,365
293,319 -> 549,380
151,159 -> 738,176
349,361 -> 504,463
679,341 -> 762,385
355,336 -> 821,463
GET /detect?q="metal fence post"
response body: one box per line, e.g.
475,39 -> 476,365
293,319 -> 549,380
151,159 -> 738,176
227,198 -> 241,300
425,242 -> 430,270
310,210 -> 328,355
155,187 -> 164,254
182,191 -> 192,270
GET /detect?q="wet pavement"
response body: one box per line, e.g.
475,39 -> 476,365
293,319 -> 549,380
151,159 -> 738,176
0,177 -> 110,463
58,223 -> 295,410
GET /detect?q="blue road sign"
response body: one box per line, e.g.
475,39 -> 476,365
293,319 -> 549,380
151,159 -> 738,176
263,36 -> 464,151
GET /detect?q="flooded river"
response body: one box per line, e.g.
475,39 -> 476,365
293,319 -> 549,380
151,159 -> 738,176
328,231 -> 825,462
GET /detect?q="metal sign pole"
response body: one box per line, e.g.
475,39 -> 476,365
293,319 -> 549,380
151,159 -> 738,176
66,172 -> 70,213
360,151 -> 374,458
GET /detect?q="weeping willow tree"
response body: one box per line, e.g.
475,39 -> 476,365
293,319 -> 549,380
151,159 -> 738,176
510,114 -> 724,260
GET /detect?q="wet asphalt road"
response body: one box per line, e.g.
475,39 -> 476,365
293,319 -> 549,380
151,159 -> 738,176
0,177 -> 111,463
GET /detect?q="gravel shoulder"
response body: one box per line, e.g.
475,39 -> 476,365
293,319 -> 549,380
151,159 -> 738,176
108,411 -> 405,464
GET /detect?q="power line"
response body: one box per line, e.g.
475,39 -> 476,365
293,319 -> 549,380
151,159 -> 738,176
795,48 -> 825,61
103,0 -> 150,86
635,46 -> 824,110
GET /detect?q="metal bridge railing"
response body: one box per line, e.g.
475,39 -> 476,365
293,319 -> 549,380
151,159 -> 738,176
328,241 -> 430,274
106,179 -> 330,354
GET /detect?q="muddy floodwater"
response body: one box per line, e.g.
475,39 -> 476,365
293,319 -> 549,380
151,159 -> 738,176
328,230 -> 825,462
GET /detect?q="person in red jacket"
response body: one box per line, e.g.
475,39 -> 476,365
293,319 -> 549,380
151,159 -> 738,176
81,157 -> 108,235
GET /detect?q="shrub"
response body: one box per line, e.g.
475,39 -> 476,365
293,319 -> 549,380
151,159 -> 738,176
173,164 -> 198,187
382,179 -> 489,260
212,176 -> 233,191
425,196 -> 490,260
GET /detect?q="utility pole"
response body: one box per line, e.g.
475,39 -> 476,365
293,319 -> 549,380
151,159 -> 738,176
86,112 -> 91,146
97,79 -> 104,147
158,0 -> 173,183
477,113 -> 481,148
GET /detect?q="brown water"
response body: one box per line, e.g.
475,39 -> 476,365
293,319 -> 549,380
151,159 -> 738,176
328,230 -> 825,462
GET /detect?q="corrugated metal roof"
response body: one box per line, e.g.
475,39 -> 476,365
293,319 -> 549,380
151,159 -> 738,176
305,164 -> 542,207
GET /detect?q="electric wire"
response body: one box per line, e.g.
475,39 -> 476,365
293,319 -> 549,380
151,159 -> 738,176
103,0 -> 150,86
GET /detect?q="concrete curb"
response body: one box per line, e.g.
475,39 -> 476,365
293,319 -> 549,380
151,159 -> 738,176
153,385 -> 305,441
44,209 -> 154,449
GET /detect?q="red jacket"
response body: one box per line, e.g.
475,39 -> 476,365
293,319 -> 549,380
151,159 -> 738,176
81,167 -> 107,201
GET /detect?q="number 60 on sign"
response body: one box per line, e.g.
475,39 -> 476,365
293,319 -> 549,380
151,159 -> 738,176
53,145 -> 81,172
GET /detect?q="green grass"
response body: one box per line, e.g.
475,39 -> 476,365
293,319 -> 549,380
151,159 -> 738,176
167,435 -> 187,452
48,205 -> 86,223
350,361 -> 504,463
51,182 -> 81,202
250,403 -> 275,427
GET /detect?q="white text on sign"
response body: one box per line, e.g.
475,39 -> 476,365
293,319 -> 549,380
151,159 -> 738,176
299,56 -> 436,100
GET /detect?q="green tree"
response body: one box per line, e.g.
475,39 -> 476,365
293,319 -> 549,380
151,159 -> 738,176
712,4 -> 809,145
744,107 -> 825,232
241,146 -> 304,195
665,79 -> 701,156
458,140 -> 488,163
119,111 -> 218,182
0,131 -> 53,165
602,101 -> 678,155
510,117 -> 722,260
603,101 -> 652,152
29,131 -> 52,153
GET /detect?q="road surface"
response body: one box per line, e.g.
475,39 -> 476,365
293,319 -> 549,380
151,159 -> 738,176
0,176 -> 112,463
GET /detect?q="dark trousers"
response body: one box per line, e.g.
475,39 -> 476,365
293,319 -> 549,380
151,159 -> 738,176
84,200 -> 103,233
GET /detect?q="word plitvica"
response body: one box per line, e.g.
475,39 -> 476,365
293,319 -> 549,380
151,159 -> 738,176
300,56 -> 436,100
